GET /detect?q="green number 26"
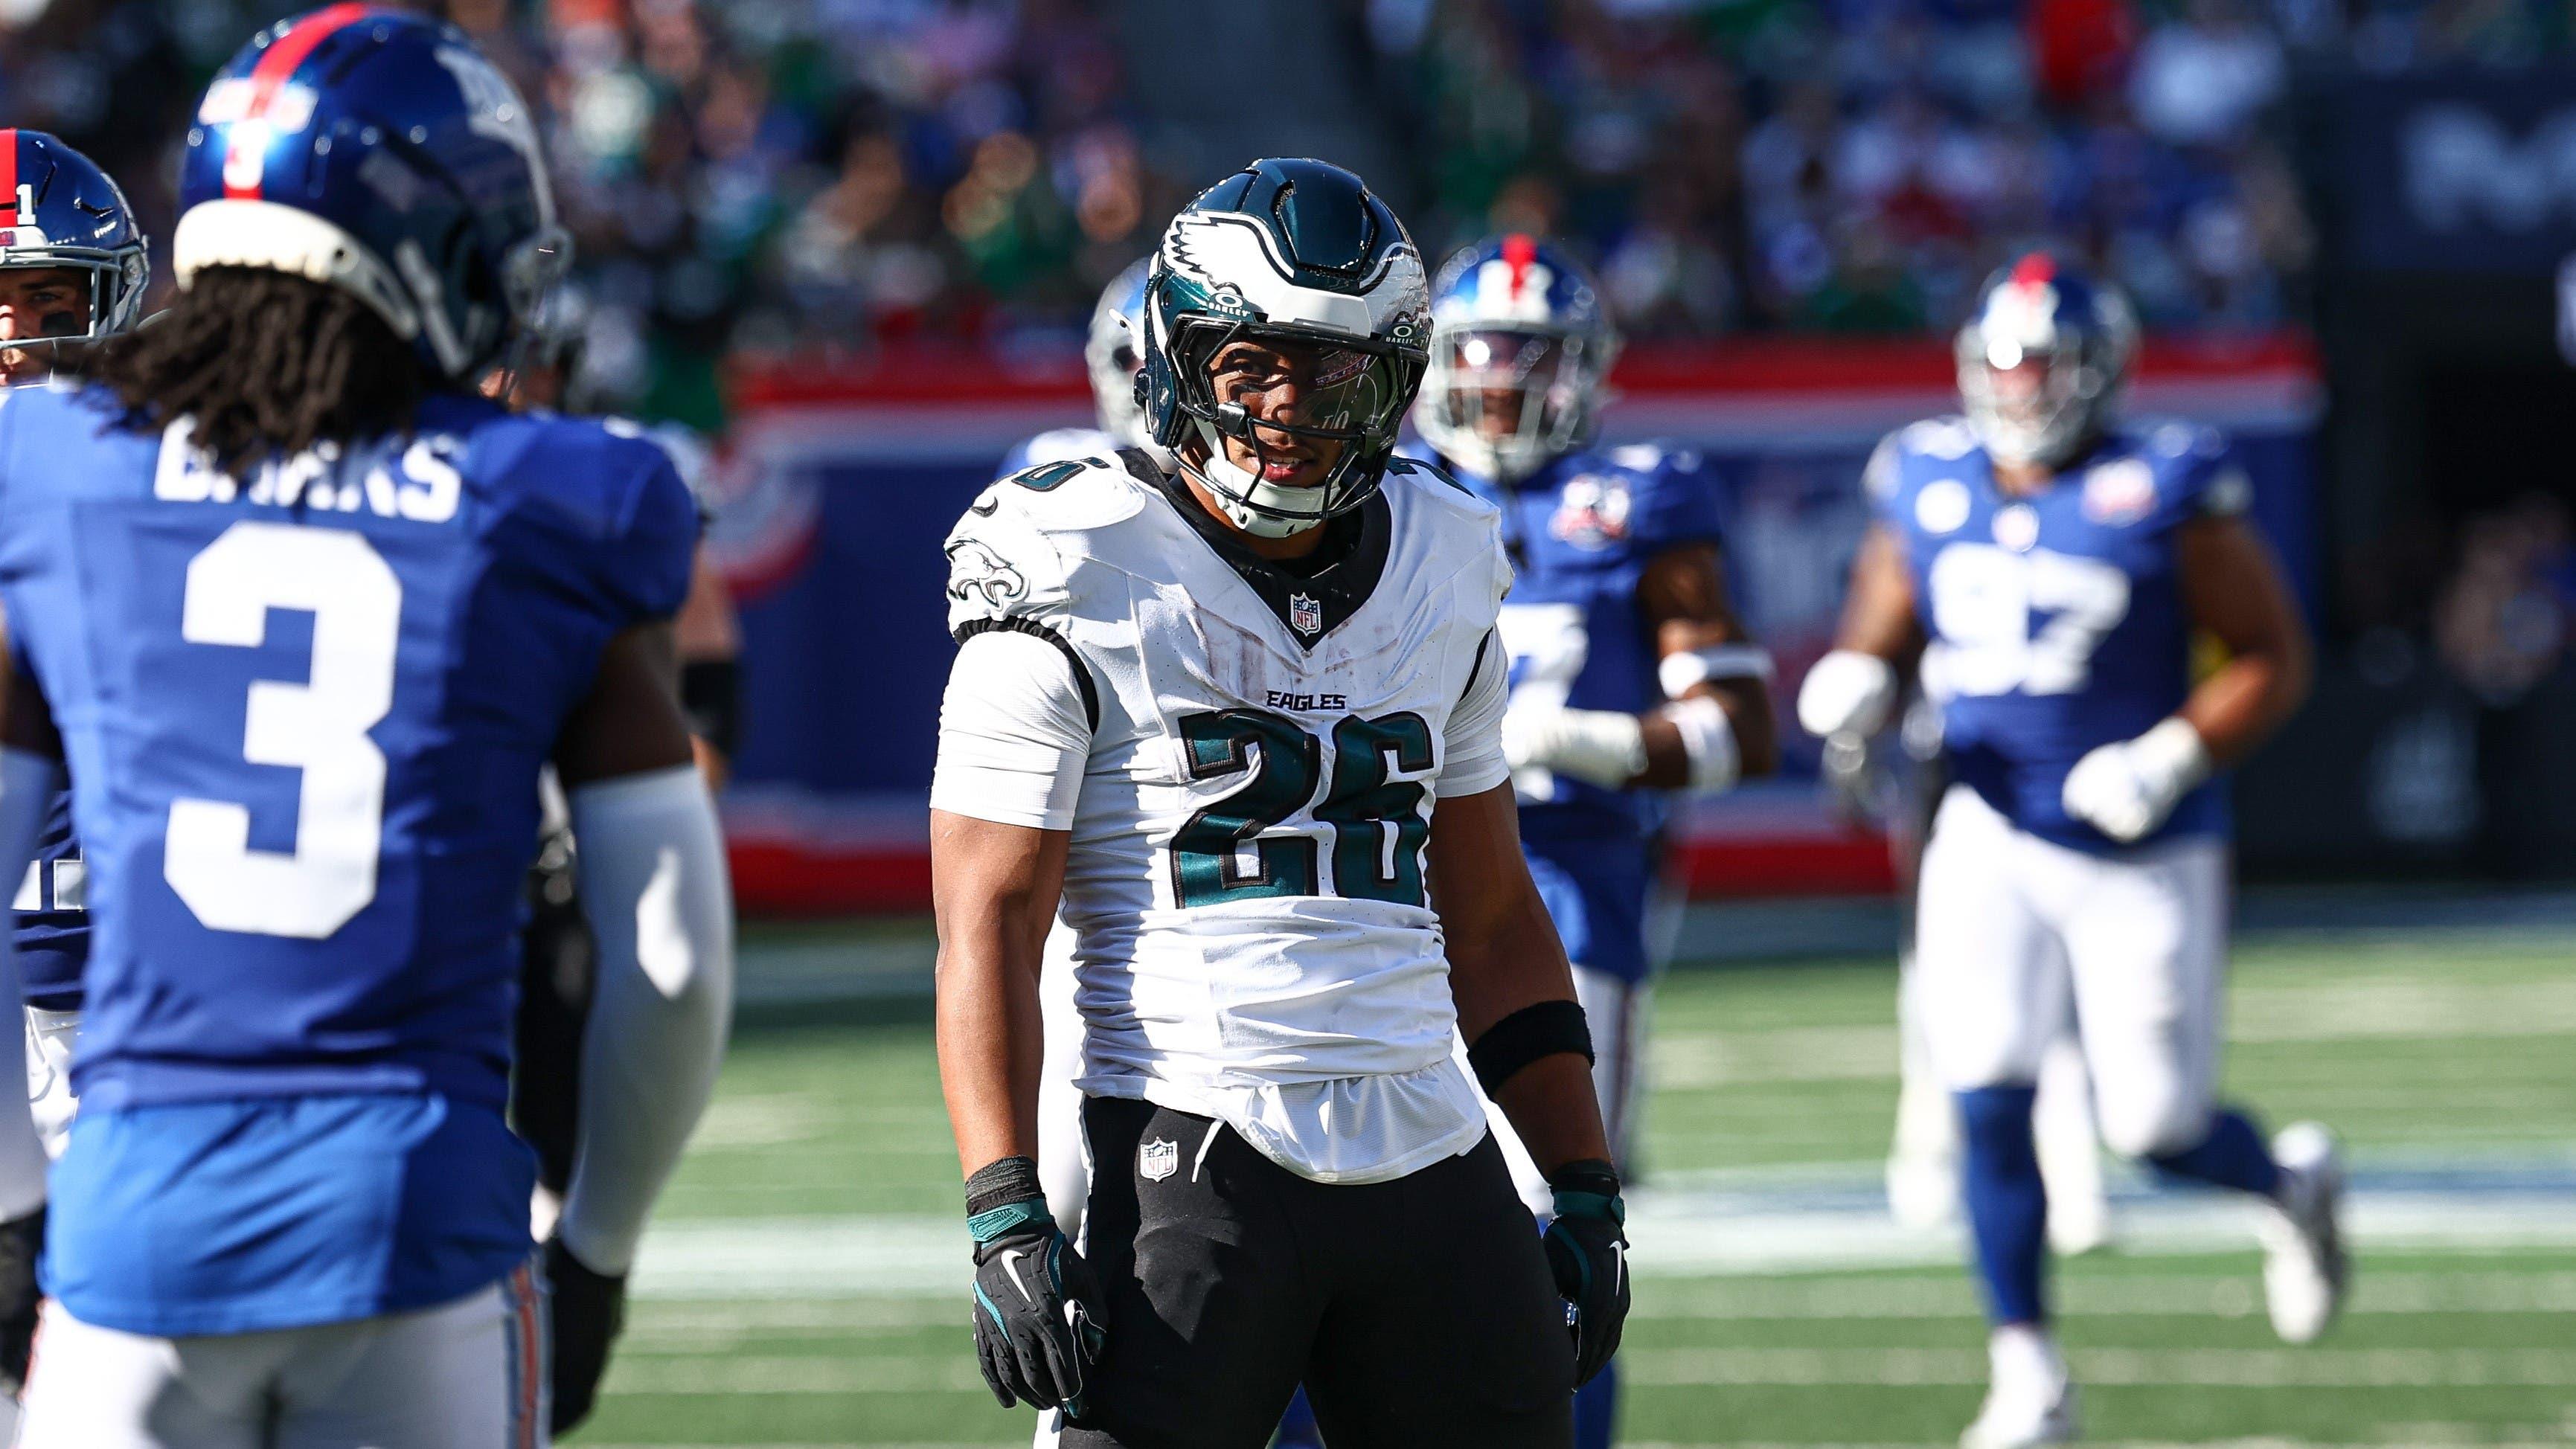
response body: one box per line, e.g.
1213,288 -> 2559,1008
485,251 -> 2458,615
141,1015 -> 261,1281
1169,710 -> 1435,907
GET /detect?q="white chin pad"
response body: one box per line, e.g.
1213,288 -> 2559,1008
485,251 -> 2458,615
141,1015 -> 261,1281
1191,422 -> 1330,539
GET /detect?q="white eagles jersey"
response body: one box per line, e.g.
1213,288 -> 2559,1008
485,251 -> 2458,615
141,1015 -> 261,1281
931,450 -> 1515,1183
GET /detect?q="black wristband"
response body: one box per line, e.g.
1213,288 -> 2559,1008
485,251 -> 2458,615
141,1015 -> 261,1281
680,658 -> 743,758
1467,999 -> 1594,1097
1545,1157 -> 1621,1198
964,1154 -> 1046,1219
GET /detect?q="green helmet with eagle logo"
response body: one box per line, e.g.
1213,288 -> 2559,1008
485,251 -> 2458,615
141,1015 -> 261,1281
1140,158 -> 1430,537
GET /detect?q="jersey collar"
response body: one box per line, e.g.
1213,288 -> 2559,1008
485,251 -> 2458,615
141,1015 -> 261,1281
1150,457 -> 1393,652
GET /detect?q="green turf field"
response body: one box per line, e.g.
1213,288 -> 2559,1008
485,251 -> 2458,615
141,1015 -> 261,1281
574,920 -> 2576,1448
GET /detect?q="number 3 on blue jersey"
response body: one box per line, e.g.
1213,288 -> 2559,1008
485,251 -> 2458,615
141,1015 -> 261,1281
1927,544 -> 2129,698
165,521 -> 399,939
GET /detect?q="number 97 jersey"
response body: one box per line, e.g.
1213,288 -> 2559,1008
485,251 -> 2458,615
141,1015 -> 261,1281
0,385 -> 696,1113
1870,416 -> 2253,851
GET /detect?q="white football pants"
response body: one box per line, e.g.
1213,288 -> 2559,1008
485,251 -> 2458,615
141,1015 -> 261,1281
1888,963 -> 2107,1247
1913,785 -> 2231,1161
16,1262 -> 547,1449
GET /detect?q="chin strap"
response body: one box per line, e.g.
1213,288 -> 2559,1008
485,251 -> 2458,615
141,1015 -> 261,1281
1182,420 -> 1330,539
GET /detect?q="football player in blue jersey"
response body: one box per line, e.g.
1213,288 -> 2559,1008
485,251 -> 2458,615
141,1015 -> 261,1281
0,10 -> 734,1445
1390,234 -> 1778,1449
487,283 -> 747,1236
0,126 -> 152,1435
1798,253 -> 2344,1448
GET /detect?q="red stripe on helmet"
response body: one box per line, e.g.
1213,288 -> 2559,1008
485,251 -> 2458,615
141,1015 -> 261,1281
224,3 -> 374,201
1502,233 -> 1537,299
0,130 -> 19,226
2011,251 -> 2055,291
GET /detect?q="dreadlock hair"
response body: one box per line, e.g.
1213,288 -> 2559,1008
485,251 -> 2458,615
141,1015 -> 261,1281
88,266 -> 442,478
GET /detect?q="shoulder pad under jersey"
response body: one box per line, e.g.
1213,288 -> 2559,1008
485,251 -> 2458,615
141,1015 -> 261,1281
943,452 -> 1147,637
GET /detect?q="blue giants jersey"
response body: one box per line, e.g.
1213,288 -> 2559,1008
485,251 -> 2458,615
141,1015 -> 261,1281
1417,441 -> 1725,981
0,384 -> 693,1335
0,385 -> 696,1111
14,785 -> 85,1013
1869,416 -> 2248,851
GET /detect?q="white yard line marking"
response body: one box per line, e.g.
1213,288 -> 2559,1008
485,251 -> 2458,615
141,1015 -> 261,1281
597,1346 -> 2576,1395
1620,1347 -> 2576,1388
1648,979 -> 2576,1089
610,1269 -> 2576,1343
630,1178 -> 2576,1299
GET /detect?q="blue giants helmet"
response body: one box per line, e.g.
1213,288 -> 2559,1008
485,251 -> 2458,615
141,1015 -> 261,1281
1955,251 -> 2138,469
176,4 -> 568,381
1415,234 -> 1619,485
0,129 -> 149,344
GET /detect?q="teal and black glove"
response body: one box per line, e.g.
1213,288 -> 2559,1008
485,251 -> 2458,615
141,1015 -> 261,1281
1542,1158 -> 1630,1387
965,1156 -> 1105,1411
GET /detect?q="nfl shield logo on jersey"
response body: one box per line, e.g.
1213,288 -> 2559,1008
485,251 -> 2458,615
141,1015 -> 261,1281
1139,1138 -> 1180,1182
1288,593 -> 1324,637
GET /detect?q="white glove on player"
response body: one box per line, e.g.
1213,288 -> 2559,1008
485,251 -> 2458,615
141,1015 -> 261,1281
2060,717 -> 2213,844
1795,649 -> 1898,739
1502,705 -> 1647,791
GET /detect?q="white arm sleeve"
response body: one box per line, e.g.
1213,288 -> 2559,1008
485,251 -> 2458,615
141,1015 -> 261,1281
1438,630 -> 1513,798
0,749 -> 60,1221
560,764 -> 735,1275
928,627 -> 1092,829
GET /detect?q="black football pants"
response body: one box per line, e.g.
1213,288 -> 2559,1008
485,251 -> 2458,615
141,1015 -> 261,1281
1056,1096 -> 1575,1449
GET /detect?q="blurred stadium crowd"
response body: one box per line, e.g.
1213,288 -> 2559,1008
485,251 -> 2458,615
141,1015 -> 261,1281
6,0 -> 2571,428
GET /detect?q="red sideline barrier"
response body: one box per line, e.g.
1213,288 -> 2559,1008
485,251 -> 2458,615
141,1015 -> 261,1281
728,839 -> 934,916
1673,833 -> 1898,899
731,332 -> 2317,409
726,829 -> 1900,916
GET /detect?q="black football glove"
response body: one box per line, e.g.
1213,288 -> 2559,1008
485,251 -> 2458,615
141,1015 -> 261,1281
0,1206 -> 42,1397
966,1156 -> 1105,1412
545,1233 -> 629,1435
1542,1159 -> 1630,1387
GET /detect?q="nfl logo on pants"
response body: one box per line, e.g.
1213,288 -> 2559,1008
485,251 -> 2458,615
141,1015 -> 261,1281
1139,1137 -> 1180,1182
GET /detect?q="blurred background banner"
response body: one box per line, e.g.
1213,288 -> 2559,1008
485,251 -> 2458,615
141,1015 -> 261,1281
2319,65 -> 2576,277
708,336 -> 2322,913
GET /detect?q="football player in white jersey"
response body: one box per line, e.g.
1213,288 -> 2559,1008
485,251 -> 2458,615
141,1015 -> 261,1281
931,159 -> 1626,1449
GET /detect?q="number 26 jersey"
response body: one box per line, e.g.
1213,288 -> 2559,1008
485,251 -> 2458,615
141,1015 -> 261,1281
0,384 -> 696,1113
1870,416 -> 2252,852
931,452 -> 1514,1185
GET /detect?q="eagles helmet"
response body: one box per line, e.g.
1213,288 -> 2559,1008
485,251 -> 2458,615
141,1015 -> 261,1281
1416,234 -> 1619,485
0,129 -> 150,350
1086,257 -> 1153,448
1141,158 -> 1430,537
1956,251 -> 2138,469
176,4 -> 569,382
